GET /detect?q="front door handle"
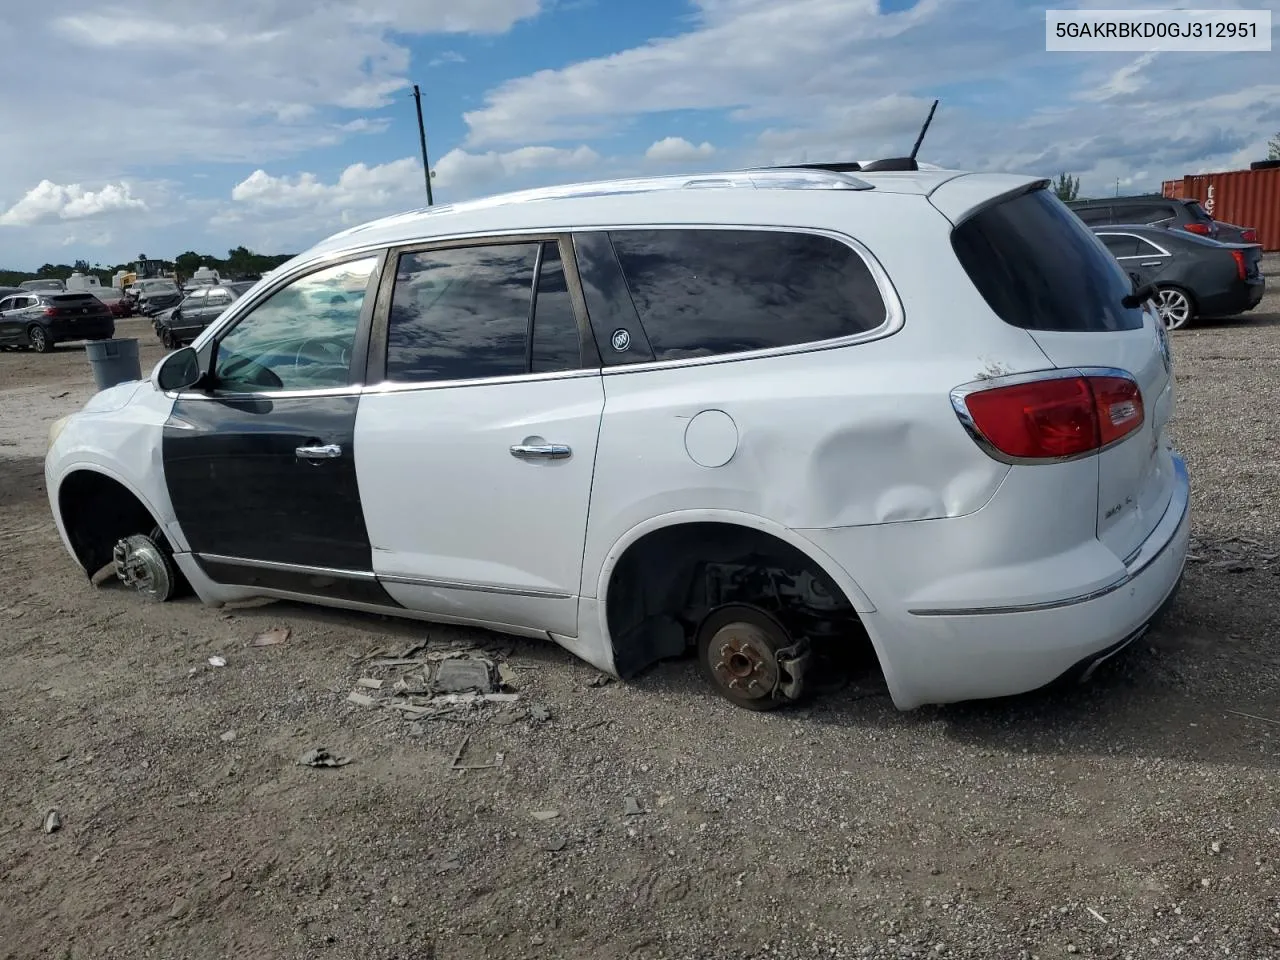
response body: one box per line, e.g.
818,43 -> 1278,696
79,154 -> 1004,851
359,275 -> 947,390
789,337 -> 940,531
510,442 -> 572,461
296,443 -> 342,460
1140,261 -> 1162,267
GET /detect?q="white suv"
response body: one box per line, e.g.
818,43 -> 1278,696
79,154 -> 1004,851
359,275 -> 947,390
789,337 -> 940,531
45,166 -> 1190,711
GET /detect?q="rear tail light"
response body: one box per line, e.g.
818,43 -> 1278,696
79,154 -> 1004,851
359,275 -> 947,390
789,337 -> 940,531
1231,250 -> 1250,280
1182,222 -> 1211,236
43,306 -> 56,317
954,373 -> 1144,462
1241,228 -> 1258,243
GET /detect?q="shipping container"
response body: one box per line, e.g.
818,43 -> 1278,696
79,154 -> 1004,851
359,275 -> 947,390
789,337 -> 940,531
1161,167 -> 1280,251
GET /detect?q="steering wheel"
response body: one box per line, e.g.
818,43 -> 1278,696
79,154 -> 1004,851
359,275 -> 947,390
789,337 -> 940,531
294,337 -> 351,373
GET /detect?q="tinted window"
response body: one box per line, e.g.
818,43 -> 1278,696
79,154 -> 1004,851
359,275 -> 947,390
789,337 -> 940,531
1098,234 -> 1141,258
1184,201 -> 1213,222
213,257 -> 376,393
1074,205 -> 1114,225
1115,202 -> 1172,224
1134,237 -> 1166,256
386,243 -> 538,383
951,188 -> 1144,333
609,229 -> 887,361
531,243 -> 582,373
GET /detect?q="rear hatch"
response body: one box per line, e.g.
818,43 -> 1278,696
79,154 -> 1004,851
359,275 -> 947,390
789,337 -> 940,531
945,184 -> 1177,563
49,293 -> 111,318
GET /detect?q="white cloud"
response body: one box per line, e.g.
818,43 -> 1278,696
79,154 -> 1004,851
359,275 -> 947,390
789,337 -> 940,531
0,0 -> 545,193
0,180 -> 146,227
1075,52 -> 1160,103
429,51 -> 467,67
645,137 -> 716,163
433,145 -> 601,189
230,158 -> 424,211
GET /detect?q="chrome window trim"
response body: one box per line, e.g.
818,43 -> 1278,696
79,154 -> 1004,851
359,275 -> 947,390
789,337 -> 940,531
949,366 -> 1142,467
1095,231 -> 1171,258
909,455 -> 1188,617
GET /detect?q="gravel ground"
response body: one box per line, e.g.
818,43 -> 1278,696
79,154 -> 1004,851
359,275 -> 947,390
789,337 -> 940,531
1,293 -> 1279,960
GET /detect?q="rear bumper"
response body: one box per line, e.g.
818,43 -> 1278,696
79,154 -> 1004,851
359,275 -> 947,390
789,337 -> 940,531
1201,279 -> 1265,317
799,455 -> 1191,710
48,319 -> 115,341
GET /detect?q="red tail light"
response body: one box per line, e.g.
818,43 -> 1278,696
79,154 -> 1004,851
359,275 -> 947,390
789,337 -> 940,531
955,373 -> 1144,461
1241,228 -> 1258,243
1182,222 -> 1211,235
43,306 -> 57,317
1231,250 -> 1247,280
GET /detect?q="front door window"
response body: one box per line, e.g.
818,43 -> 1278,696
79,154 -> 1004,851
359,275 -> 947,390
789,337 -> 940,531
212,257 -> 377,392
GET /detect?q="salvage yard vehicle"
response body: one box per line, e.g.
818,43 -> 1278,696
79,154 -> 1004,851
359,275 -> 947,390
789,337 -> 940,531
155,281 -> 255,347
1069,194 -> 1258,246
0,290 -> 115,353
1092,223 -> 1265,331
44,164 -> 1190,711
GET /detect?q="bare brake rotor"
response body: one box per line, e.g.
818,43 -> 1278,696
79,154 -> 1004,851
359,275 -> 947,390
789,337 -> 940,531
113,534 -> 176,603
697,604 -> 811,711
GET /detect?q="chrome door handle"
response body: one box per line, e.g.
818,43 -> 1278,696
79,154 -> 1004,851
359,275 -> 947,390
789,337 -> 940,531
296,443 -> 342,460
1140,261 -> 1162,267
510,443 -> 572,461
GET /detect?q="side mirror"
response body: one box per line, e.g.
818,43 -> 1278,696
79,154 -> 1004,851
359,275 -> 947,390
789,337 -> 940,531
155,346 -> 202,392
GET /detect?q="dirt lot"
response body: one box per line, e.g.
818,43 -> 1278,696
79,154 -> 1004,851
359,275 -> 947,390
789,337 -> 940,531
2,290 -> 1279,960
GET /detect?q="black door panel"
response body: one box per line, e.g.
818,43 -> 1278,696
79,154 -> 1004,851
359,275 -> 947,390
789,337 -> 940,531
163,394 -> 372,571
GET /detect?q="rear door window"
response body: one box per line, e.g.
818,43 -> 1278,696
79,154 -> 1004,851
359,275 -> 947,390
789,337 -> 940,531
384,240 -> 587,383
1073,205 -> 1114,225
608,228 -> 888,361
1098,234 -> 1141,258
951,187 -> 1145,332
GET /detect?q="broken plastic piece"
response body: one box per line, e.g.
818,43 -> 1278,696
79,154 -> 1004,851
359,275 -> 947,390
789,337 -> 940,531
297,748 -> 351,768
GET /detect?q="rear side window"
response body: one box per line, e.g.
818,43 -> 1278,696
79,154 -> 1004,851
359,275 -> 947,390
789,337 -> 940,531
1073,205 -> 1113,225
608,228 -> 887,361
1098,234 -> 1141,258
385,241 -> 585,383
951,188 -> 1144,333
1184,201 -> 1213,222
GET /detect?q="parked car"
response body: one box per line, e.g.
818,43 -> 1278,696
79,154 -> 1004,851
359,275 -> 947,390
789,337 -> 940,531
1092,223 -> 1265,330
44,167 -> 1189,713
0,290 -> 114,352
92,286 -> 133,319
155,282 -> 255,347
135,279 -> 183,316
19,278 -> 67,293
1069,195 -> 1258,245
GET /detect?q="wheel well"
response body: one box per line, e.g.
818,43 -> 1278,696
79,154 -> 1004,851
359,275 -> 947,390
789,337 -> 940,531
604,521 -> 873,678
58,471 -> 162,577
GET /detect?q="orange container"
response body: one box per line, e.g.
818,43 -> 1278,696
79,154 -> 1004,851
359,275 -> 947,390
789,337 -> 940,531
1165,168 -> 1280,251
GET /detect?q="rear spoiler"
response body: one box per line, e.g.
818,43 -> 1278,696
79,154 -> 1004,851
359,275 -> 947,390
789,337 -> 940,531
927,176 -> 1051,227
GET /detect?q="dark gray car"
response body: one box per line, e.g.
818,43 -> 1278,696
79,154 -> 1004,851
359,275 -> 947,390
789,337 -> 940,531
155,282 -> 255,347
1070,195 -> 1257,245
1092,223 -> 1265,330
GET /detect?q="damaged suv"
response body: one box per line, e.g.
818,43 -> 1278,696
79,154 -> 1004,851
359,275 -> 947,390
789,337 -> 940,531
45,164 -> 1189,711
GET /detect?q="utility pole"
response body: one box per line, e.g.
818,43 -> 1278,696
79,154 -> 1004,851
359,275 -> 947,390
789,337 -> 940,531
412,84 -> 434,206
1114,178 -> 1120,197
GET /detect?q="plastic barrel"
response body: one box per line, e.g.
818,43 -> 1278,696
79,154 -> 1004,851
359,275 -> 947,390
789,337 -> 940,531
85,338 -> 142,391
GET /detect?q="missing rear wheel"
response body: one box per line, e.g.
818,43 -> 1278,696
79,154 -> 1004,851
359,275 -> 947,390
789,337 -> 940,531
695,604 -> 811,711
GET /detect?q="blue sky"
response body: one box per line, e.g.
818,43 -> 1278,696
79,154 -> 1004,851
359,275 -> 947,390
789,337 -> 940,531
0,0 -> 1276,270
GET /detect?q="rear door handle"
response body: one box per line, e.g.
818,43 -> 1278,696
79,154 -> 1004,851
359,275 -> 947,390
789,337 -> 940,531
296,443 -> 343,460
510,443 -> 572,461
1140,261 -> 1162,267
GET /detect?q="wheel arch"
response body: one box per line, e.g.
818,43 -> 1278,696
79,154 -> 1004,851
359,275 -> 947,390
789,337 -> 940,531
593,509 -> 886,681
54,464 -> 175,576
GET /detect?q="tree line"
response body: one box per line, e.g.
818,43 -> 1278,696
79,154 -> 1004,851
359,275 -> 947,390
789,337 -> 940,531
0,246 -> 295,289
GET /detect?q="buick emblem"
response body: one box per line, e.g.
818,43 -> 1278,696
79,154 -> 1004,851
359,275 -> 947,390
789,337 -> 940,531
610,328 -> 631,352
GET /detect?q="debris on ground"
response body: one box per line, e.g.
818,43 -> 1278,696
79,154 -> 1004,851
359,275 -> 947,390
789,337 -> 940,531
623,797 -> 644,817
449,733 -> 501,771
529,704 -> 552,723
355,677 -> 383,690
531,810 -> 560,821
497,662 -> 519,689
586,673 -> 614,688
298,748 -> 351,768
250,627 -> 290,647
434,658 -> 494,694
42,809 -> 61,834
346,691 -> 377,708
90,562 -> 117,587
219,730 -> 237,743
207,656 -> 227,668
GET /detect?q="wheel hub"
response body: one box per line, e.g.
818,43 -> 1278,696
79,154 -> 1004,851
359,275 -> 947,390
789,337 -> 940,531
709,622 -> 780,700
113,535 -> 173,602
